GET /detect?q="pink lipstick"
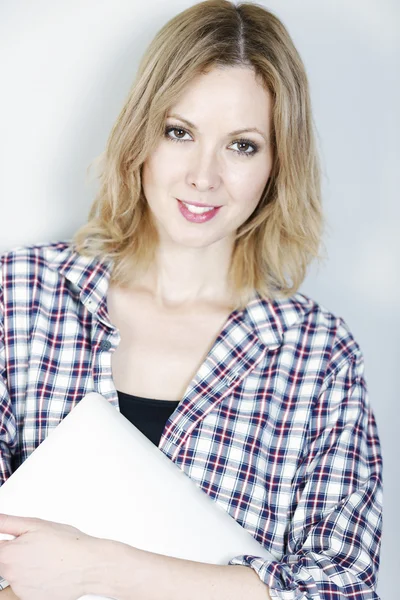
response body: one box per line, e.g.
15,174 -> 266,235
177,199 -> 221,223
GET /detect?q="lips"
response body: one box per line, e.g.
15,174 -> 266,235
177,198 -> 222,223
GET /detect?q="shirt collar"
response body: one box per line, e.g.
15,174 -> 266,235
46,240 -> 310,350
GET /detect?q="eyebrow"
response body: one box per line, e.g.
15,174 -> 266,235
167,113 -> 269,144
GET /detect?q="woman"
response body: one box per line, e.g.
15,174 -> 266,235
0,1 -> 382,599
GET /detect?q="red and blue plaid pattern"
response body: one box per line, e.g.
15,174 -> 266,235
0,240 -> 382,598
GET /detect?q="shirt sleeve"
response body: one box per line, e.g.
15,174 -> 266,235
228,350 -> 383,600
0,259 -> 17,590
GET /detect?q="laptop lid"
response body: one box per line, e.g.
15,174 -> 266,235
0,392 -> 275,565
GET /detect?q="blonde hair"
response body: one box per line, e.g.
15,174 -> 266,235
72,0 -> 326,310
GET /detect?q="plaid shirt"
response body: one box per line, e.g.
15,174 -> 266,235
0,240 -> 382,599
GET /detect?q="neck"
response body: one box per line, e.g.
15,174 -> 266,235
137,236 -> 235,310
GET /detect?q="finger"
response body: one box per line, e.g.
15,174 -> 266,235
0,514 -> 38,536
0,534 -> 15,541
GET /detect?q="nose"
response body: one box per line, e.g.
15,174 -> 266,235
185,145 -> 222,192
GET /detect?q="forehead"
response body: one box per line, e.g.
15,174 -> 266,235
169,66 -> 272,130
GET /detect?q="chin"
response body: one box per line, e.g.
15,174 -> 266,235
167,228 -> 225,249
174,235 -> 218,249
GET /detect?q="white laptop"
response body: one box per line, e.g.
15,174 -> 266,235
0,392 -> 275,599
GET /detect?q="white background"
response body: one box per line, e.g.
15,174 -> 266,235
0,1 -> 398,597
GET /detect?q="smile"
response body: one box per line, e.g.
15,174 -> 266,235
181,202 -> 214,214
176,199 -> 221,223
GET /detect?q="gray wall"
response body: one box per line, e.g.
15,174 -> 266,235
0,1 -> 398,597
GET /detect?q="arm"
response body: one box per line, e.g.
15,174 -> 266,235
225,351 -> 382,599
0,514 -> 272,600
84,540 -> 272,600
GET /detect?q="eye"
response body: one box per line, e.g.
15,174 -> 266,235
230,140 -> 258,157
164,126 -> 192,142
164,125 -> 259,157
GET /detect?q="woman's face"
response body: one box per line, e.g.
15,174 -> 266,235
142,65 -> 273,250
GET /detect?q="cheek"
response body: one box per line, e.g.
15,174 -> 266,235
143,146 -> 184,194
228,162 -> 270,212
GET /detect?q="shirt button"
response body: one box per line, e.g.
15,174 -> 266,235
99,339 -> 112,351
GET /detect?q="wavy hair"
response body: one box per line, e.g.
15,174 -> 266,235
72,0 -> 326,310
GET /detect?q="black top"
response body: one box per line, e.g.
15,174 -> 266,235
117,389 -> 180,447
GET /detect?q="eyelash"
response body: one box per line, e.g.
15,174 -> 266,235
164,125 -> 259,158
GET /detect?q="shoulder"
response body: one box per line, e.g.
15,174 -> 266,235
248,290 -> 363,376
0,241 -> 73,329
0,241 -> 73,319
0,240 -> 113,320
0,240 -> 72,299
0,239 -> 111,288
0,239 -> 72,278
